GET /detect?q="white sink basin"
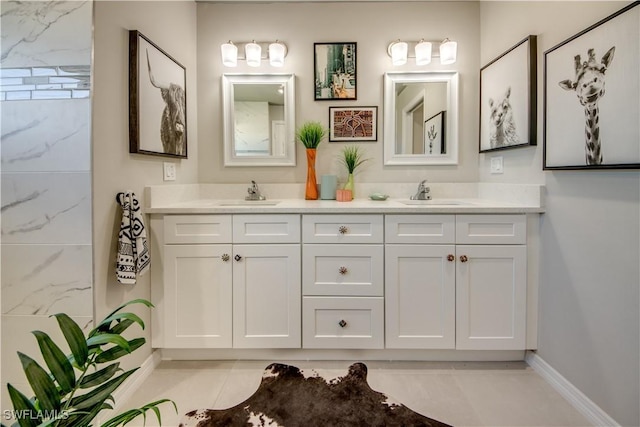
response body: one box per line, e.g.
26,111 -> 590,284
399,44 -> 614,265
216,200 -> 281,206
400,200 -> 468,206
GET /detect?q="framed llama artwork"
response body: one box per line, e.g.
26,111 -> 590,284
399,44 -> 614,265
544,2 -> 640,170
424,111 -> 446,156
480,35 -> 537,153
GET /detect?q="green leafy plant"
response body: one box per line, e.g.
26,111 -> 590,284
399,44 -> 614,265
3,299 -> 176,427
296,121 -> 327,149
340,145 -> 369,174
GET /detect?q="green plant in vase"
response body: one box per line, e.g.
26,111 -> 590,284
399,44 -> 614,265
296,121 -> 327,200
2,299 -> 176,427
340,145 -> 369,199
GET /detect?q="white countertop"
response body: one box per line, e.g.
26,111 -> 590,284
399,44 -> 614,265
145,183 -> 545,214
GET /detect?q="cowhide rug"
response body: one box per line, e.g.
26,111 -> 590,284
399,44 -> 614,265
179,362 -> 452,427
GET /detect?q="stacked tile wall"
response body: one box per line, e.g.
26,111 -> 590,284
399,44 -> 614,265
0,1 -> 93,419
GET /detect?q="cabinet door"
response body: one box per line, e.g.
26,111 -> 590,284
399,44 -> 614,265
233,244 -> 301,348
163,245 -> 232,348
385,245 -> 456,349
456,245 -> 527,350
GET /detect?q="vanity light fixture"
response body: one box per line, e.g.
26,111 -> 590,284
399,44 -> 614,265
220,40 -> 289,67
387,38 -> 457,65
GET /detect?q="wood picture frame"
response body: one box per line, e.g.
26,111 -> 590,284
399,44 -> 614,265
479,35 -> 537,153
329,106 -> 377,142
544,2 -> 639,170
129,30 -> 187,158
314,42 -> 357,100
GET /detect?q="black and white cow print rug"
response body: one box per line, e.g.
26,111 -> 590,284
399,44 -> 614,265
179,362 -> 452,427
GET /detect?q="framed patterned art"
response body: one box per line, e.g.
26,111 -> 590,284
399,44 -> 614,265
328,107 -> 377,142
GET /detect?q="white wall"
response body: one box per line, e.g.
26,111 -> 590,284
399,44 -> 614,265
92,1 -> 198,370
480,2 -> 640,426
197,1 -> 480,187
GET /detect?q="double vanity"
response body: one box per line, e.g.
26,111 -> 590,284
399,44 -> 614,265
146,183 -> 544,360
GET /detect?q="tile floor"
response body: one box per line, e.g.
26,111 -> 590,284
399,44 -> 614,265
116,360 -> 591,427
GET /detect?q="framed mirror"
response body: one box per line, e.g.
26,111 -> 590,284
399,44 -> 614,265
222,74 -> 296,166
383,71 -> 459,165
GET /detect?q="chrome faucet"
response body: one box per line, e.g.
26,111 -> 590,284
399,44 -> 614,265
410,180 -> 431,200
245,180 -> 266,201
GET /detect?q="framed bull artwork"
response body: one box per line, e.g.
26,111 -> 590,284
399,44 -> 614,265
129,30 -> 187,158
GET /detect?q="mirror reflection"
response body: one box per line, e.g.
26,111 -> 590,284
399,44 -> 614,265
384,71 -> 459,166
222,74 -> 296,167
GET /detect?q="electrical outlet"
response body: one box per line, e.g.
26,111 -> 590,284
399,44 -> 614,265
490,156 -> 504,174
163,162 -> 176,181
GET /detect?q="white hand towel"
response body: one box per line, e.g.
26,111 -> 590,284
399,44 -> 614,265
116,191 -> 150,284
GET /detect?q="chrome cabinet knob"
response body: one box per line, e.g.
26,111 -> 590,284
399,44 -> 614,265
338,226 -> 348,234
221,254 -> 230,262
460,255 -> 468,263
338,266 -> 348,275
234,254 -> 242,262
447,254 -> 455,262
338,320 -> 347,328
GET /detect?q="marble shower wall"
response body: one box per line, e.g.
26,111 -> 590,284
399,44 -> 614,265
0,0 -> 93,414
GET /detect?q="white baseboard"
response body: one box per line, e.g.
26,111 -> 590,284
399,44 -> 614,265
525,351 -> 620,427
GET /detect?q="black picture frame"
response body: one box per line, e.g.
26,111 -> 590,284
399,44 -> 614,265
314,42 -> 357,101
424,110 -> 446,155
328,106 -> 377,142
544,2 -> 639,170
479,35 -> 537,153
129,30 -> 187,158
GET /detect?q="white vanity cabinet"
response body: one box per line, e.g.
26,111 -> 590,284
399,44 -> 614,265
385,214 -> 528,351
156,214 -> 301,349
231,215 -> 301,348
301,215 -> 385,349
161,215 -> 233,348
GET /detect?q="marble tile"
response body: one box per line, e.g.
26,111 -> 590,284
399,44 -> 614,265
1,244 -> 92,316
453,371 -> 591,426
213,370 -> 263,410
0,1 -> 91,68
1,99 -> 91,172
1,314 -> 93,386
1,172 -> 91,244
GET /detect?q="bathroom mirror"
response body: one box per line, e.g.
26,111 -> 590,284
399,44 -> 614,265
222,74 -> 296,166
383,71 -> 459,165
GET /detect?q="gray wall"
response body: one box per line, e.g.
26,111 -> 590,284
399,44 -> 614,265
479,2 -> 640,425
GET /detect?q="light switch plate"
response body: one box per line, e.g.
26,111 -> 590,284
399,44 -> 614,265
163,162 -> 176,181
490,156 -> 504,174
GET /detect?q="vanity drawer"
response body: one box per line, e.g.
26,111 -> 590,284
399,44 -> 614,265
302,214 -> 383,244
302,297 -> 384,349
164,215 -> 232,244
456,214 -> 526,244
302,244 -> 383,296
233,214 -> 300,243
385,214 -> 456,244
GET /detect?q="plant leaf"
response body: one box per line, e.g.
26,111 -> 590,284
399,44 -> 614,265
69,369 -> 137,410
32,331 -> 76,394
17,352 -> 60,411
53,313 -> 88,366
86,334 -> 131,352
79,363 -> 120,388
109,319 -> 135,335
102,299 -> 153,324
94,338 -> 145,364
92,313 -> 145,336
100,399 -> 176,427
7,383 -> 39,427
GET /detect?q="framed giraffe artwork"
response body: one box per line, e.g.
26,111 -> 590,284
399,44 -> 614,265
544,1 -> 640,170
479,35 -> 537,153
